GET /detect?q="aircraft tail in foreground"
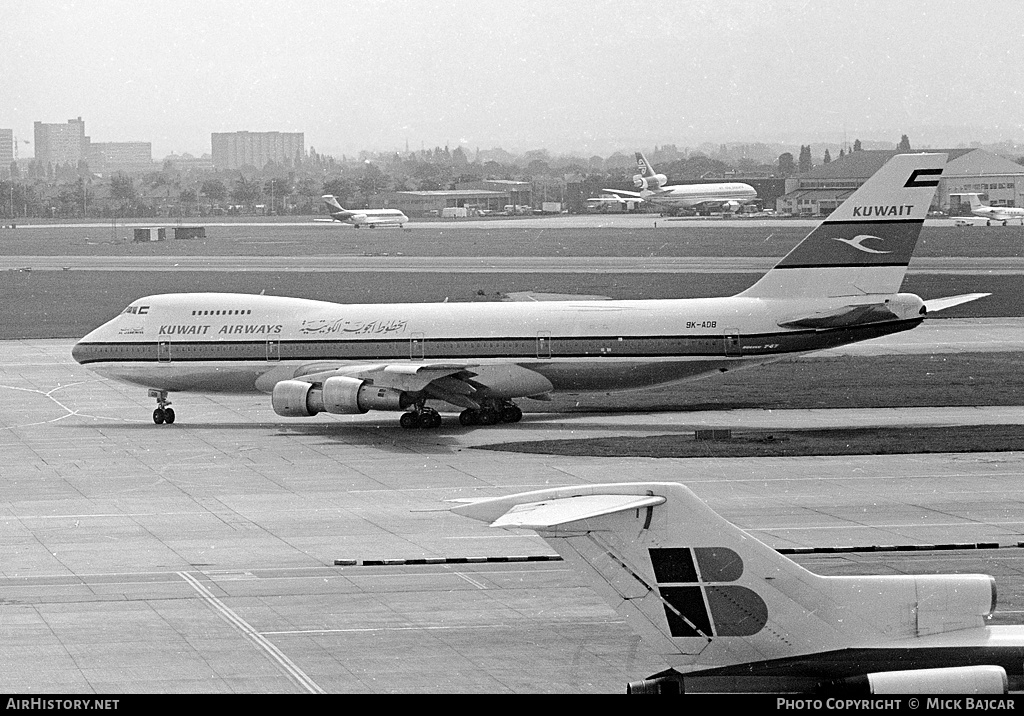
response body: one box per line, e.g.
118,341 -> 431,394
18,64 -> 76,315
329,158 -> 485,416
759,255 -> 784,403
454,482 -> 1022,694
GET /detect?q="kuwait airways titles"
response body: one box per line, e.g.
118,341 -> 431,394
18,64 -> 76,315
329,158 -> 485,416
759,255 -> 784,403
851,204 -> 917,217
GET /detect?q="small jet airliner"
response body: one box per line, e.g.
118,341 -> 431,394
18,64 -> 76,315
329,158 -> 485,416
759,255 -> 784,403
73,153 -> 986,428
603,152 -> 758,214
454,481 -> 1024,694
316,195 -> 409,228
959,193 -> 1024,226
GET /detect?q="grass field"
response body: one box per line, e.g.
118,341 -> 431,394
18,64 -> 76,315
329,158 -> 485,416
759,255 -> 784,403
2,221 -> 1023,258
477,424 -> 1024,458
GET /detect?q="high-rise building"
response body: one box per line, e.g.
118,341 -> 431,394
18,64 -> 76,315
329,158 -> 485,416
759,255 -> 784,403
211,131 -> 304,171
34,117 -> 89,167
0,129 -> 13,177
87,142 -> 153,174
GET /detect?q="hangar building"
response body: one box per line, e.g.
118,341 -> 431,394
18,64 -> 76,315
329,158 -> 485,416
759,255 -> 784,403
776,148 -> 1024,215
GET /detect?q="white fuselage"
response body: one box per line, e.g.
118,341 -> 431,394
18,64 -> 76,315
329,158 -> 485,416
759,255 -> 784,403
331,209 -> 409,227
971,205 -> 1024,222
73,291 -> 922,399
642,183 -> 757,209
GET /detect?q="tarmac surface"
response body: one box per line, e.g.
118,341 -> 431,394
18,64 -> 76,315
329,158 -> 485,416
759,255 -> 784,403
1,319 -> 1024,692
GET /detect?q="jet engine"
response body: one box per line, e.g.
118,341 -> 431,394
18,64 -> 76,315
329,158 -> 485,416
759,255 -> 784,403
271,376 -> 410,417
826,665 -> 1008,695
350,214 -> 368,225
633,173 -> 667,190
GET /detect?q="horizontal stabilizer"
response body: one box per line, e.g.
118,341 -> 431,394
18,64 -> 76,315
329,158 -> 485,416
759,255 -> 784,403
778,302 -> 897,329
470,493 -> 665,530
924,293 -> 991,313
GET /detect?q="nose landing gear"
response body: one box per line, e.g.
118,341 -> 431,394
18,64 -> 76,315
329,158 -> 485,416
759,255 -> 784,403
149,389 -> 175,425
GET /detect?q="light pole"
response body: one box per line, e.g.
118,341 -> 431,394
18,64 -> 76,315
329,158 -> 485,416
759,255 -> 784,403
270,179 -> 275,216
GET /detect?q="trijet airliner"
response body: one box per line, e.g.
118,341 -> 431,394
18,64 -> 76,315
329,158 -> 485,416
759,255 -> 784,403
603,152 -> 757,214
454,481 -> 1024,694
73,153 -> 986,428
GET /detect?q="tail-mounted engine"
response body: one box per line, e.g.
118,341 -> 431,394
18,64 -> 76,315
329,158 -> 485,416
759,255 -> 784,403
633,173 -> 667,190
271,376 -> 411,417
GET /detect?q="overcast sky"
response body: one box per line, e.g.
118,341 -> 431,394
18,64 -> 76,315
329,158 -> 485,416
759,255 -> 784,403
4,0 -> 1022,159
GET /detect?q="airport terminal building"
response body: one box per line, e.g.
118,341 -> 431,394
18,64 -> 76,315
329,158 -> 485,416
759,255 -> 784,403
777,148 -> 1024,215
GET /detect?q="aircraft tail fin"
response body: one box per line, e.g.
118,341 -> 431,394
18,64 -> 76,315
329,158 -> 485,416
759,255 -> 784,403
964,193 -> 985,209
321,194 -> 345,212
454,481 -> 995,688
635,152 -> 657,178
739,153 -> 946,299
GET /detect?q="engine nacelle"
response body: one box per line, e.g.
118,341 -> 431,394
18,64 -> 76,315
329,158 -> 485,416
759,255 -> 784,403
828,666 -> 1008,695
632,173 -> 667,190
271,377 -> 408,417
888,292 -> 927,319
350,214 -> 369,225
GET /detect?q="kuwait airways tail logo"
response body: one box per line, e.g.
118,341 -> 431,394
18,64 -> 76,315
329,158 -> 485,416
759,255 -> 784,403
832,234 -> 891,254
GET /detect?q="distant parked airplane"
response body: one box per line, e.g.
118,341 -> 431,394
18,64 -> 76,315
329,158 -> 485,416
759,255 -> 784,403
603,152 -> 757,214
317,195 -> 409,228
455,481 -> 1024,694
959,193 -> 1024,226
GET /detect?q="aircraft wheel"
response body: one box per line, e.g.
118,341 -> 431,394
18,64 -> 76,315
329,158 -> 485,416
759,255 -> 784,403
459,409 -> 477,426
477,409 -> 499,426
420,411 -> 441,429
153,408 -> 165,424
400,412 -> 419,429
164,408 -> 175,424
500,406 -> 523,423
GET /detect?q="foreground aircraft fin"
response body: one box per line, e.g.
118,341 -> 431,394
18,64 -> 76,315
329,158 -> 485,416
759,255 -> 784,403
740,153 -> 946,299
454,482 -> 996,682
924,293 -> 991,313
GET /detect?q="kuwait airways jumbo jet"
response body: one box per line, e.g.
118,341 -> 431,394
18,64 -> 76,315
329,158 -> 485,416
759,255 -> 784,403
455,481 -> 1024,694
603,151 -> 757,213
73,153 -> 986,428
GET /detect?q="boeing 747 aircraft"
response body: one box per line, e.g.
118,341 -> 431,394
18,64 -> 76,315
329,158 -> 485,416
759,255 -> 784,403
455,481 -> 1024,694
73,153 -> 986,428
603,152 -> 757,214
317,194 -> 409,228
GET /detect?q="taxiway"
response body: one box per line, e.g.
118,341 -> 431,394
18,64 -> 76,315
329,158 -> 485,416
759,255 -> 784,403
1,321 -> 1023,692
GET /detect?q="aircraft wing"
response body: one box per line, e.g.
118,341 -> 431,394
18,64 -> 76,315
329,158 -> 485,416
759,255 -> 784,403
924,293 -> 991,313
292,362 -> 483,409
601,188 -> 645,199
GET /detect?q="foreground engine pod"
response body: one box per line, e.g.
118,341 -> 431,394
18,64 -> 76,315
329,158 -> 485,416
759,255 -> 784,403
272,377 -> 409,417
826,665 -> 1008,695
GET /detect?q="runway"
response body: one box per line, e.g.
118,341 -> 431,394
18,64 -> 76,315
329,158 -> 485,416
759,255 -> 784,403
1,322 -> 1024,692
3,255 -> 1023,273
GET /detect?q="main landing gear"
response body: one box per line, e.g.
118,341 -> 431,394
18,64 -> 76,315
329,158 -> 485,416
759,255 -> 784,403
149,388 -> 175,425
458,399 -> 522,427
397,399 -> 524,429
399,405 -> 442,430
